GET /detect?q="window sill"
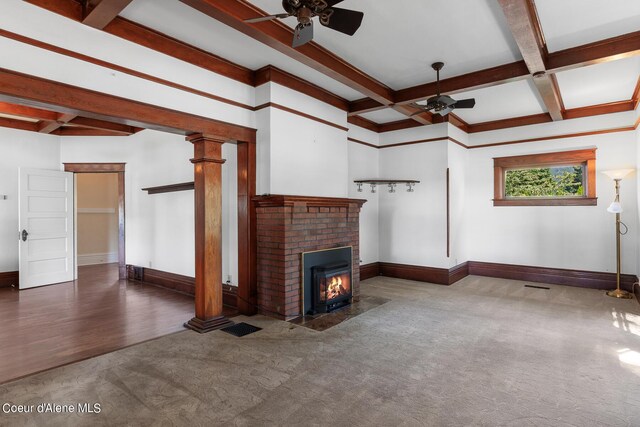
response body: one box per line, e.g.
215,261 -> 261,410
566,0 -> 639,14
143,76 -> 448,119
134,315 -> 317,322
493,197 -> 598,207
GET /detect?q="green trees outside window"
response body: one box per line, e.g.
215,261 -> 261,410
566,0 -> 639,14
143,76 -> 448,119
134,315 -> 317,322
505,165 -> 584,197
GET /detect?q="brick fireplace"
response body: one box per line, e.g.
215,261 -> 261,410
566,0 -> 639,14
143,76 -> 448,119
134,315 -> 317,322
253,195 -> 366,320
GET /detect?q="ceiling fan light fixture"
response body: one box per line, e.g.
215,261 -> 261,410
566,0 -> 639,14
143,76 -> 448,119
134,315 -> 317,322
245,0 -> 364,48
409,62 -> 476,117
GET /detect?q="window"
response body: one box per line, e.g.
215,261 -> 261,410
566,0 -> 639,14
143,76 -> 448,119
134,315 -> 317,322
493,148 -> 597,206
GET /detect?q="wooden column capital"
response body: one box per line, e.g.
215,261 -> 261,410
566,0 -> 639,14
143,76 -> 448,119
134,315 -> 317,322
186,133 -> 227,144
188,134 -> 227,165
185,133 -> 233,333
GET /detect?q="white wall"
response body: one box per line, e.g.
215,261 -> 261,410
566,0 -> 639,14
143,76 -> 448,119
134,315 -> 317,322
464,129 -> 638,274
59,130 -> 239,283
378,141 -> 449,268
347,126 -> 379,265
447,139 -> 468,268
0,128 -> 61,272
261,83 -> 349,198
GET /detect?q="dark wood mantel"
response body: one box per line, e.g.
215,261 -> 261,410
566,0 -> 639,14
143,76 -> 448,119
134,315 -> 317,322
253,194 -> 367,208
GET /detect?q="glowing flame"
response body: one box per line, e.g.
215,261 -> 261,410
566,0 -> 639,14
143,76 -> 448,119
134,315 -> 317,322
326,274 -> 349,300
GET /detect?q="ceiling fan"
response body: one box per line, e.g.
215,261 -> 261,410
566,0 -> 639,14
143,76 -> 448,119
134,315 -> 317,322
411,62 -> 476,117
244,0 -> 364,48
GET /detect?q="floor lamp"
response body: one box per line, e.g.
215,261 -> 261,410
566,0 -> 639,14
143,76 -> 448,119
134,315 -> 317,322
603,169 -> 634,299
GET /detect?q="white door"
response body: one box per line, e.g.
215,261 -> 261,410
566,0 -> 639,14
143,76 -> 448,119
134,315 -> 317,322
19,168 -> 75,289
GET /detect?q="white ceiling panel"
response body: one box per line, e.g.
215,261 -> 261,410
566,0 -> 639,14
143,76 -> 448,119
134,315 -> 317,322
536,0 -> 640,53
120,0 -> 364,100
555,56 -> 640,109
449,79 -> 546,123
249,0 -> 522,90
360,108 -> 408,124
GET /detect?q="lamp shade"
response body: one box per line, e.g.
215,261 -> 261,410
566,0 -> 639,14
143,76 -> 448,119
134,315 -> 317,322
602,169 -> 634,180
607,201 -> 623,214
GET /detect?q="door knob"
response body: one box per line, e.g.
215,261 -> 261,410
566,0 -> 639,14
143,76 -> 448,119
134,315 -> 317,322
21,229 -> 28,242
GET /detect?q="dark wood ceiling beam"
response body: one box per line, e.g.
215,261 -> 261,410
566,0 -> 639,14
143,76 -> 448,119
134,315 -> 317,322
38,112 -> 77,134
531,73 -> 564,121
348,98 -> 386,116
468,113 -> 552,133
83,0 -> 134,29
562,100 -> 635,120
392,104 -> 434,125
347,115 -> 379,133
52,127 -> 131,137
38,120 -> 65,134
178,0 -> 395,105
445,114 -> 470,133
547,31 -> 640,72
254,65 -> 349,111
103,17 -> 255,86
0,101 -> 59,121
0,116 -> 39,132
391,61 -> 530,107
0,67 -> 256,142
67,116 -> 142,134
467,99 -> 636,133
355,31 -> 640,114
25,0 -> 255,86
632,76 -> 640,109
498,0 -> 563,121
378,119 -> 422,133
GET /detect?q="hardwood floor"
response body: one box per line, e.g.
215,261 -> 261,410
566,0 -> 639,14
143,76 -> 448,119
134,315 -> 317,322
0,263 -> 219,384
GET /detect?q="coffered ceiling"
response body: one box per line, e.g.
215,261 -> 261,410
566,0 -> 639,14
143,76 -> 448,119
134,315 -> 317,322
20,0 -> 640,134
249,0 -> 523,90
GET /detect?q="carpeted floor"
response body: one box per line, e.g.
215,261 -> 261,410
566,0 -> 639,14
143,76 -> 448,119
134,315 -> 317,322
1,275 -> 639,426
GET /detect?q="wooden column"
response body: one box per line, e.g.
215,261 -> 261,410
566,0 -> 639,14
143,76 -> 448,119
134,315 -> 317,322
237,141 -> 257,315
185,134 -> 233,333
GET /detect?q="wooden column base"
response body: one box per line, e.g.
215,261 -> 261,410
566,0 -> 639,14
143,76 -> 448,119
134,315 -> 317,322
184,316 -> 234,333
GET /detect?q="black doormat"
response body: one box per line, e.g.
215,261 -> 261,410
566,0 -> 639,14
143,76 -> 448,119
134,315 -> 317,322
221,322 -> 262,337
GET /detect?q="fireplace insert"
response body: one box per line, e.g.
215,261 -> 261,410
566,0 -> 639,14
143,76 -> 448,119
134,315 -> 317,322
311,261 -> 352,314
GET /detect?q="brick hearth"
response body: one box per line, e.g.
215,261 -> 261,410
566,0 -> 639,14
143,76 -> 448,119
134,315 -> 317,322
253,195 -> 366,320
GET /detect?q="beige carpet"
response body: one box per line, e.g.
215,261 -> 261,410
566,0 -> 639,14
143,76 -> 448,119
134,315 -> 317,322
1,275 -> 639,426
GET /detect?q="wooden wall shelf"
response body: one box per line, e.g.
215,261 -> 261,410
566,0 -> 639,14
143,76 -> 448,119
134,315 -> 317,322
142,182 -> 194,194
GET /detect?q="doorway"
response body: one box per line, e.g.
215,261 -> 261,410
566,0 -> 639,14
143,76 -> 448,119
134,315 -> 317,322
76,173 -> 119,270
64,163 -> 126,279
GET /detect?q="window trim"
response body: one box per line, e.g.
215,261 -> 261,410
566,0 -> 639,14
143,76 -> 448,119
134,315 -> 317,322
493,148 -> 597,207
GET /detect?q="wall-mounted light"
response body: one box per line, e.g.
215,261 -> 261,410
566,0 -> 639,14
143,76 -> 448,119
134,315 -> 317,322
354,180 -> 420,194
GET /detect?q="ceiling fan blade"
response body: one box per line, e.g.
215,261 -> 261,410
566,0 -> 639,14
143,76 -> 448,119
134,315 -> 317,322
245,13 -> 290,23
325,0 -> 345,6
454,98 -> 476,109
320,7 -> 364,36
292,22 -> 314,48
437,107 -> 455,117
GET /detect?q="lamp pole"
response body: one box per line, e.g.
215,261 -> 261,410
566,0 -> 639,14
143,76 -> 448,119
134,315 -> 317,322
607,178 -> 632,299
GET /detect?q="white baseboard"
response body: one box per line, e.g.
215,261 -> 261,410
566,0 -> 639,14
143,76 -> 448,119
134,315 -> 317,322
77,252 -> 118,266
